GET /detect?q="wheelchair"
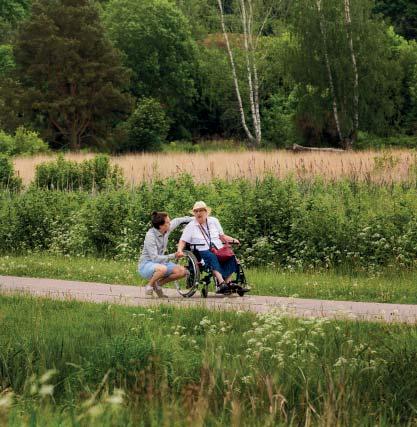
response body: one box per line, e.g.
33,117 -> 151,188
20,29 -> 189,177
174,243 -> 250,298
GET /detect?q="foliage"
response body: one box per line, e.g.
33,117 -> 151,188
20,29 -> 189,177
2,175 -> 417,270
0,44 -> 14,76
103,0 -> 197,137
4,0 -> 132,149
1,0 -> 417,149
374,0 -> 417,40
3,296 -> 417,425
0,0 -> 29,43
287,0 -> 404,145
355,132 -> 417,149
33,154 -> 124,191
262,90 -> 299,147
0,154 -> 21,191
123,98 -> 170,152
0,126 -> 49,155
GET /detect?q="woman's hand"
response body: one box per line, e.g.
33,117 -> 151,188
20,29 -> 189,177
175,251 -> 185,259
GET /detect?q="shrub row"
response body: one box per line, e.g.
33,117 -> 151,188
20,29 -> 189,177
0,155 -> 22,191
34,154 -> 124,191
0,127 -> 49,156
1,175 -> 417,270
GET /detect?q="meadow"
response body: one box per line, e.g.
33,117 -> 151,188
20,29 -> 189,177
3,148 -> 417,425
13,148 -> 417,187
2,295 -> 417,426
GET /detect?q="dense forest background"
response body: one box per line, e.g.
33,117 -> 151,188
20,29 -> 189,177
0,0 -> 417,151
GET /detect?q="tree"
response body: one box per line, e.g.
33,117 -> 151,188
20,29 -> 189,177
4,0 -> 132,149
0,0 -> 29,43
215,0 -> 261,146
103,0 -> 197,136
0,45 -> 14,77
125,97 -> 170,152
374,0 -> 417,40
287,0 -> 403,147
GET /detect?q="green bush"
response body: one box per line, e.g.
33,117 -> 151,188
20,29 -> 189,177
0,154 -> 22,191
355,132 -> 417,149
263,91 -> 299,148
2,175 -> 417,270
125,98 -> 170,152
34,154 -> 124,191
0,127 -> 49,155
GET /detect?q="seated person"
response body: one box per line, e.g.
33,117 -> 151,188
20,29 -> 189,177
177,201 -> 244,294
138,211 -> 192,298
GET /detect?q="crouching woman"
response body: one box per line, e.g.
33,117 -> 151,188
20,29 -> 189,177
138,211 -> 192,298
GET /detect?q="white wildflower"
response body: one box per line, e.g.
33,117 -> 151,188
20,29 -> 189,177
39,384 -> 54,397
106,389 -> 125,406
40,369 -> 58,384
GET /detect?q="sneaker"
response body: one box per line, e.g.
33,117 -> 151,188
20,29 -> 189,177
154,285 -> 168,298
216,283 -> 231,295
144,285 -> 154,296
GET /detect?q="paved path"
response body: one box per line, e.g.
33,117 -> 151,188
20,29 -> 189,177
1,275 -> 417,324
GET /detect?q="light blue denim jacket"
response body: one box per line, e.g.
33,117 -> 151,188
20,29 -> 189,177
138,216 -> 192,266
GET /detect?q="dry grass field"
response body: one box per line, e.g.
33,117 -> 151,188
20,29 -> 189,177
13,149 -> 417,186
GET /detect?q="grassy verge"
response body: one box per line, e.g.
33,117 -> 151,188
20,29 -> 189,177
1,295 -> 417,426
1,253 -> 417,304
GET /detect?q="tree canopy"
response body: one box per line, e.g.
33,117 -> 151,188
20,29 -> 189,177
104,0 -> 197,136
4,0 -> 132,149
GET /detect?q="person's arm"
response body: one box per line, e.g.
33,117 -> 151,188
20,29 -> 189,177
176,225 -> 193,257
213,217 -> 240,245
176,239 -> 187,257
169,216 -> 193,232
143,231 -> 175,263
219,234 -> 240,245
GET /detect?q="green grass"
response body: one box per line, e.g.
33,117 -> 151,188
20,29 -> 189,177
1,253 -> 417,304
2,294 -> 417,426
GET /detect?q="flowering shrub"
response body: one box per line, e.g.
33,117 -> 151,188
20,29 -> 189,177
1,175 -> 417,268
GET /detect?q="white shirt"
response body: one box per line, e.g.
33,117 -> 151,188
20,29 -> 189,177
180,217 -> 224,251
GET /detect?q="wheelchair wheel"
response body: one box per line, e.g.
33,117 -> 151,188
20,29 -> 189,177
235,263 -> 250,296
175,250 -> 200,298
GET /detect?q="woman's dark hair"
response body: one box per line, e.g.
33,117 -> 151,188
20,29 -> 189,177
151,211 -> 168,229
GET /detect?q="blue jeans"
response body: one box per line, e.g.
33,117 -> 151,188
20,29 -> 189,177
199,250 -> 238,280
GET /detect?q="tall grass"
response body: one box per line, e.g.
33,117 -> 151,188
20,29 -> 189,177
2,295 -> 417,425
13,149 -> 417,187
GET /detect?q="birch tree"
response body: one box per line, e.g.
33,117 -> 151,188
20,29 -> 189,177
315,0 -> 344,145
343,0 -> 359,143
216,0 -> 273,146
285,0 -> 402,148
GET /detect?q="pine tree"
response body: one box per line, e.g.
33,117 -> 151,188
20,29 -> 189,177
10,0 -> 132,149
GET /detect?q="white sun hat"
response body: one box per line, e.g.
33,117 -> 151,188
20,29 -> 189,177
190,201 -> 212,215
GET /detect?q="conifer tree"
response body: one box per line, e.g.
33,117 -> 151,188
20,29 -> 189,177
10,0 -> 132,149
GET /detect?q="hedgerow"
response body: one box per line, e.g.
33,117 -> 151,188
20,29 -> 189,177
1,175 -> 417,270
33,154 -> 124,191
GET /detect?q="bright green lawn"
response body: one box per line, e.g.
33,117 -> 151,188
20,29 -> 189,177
1,253 -> 417,303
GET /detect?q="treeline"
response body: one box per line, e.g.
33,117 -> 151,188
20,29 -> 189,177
1,174 -> 417,270
0,0 -> 417,151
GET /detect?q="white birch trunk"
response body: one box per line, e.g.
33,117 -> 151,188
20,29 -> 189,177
247,0 -> 262,143
315,0 -> 343,144
344,0 -> 359,139
217,0 -> 256,145
239,0 -> 261,145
